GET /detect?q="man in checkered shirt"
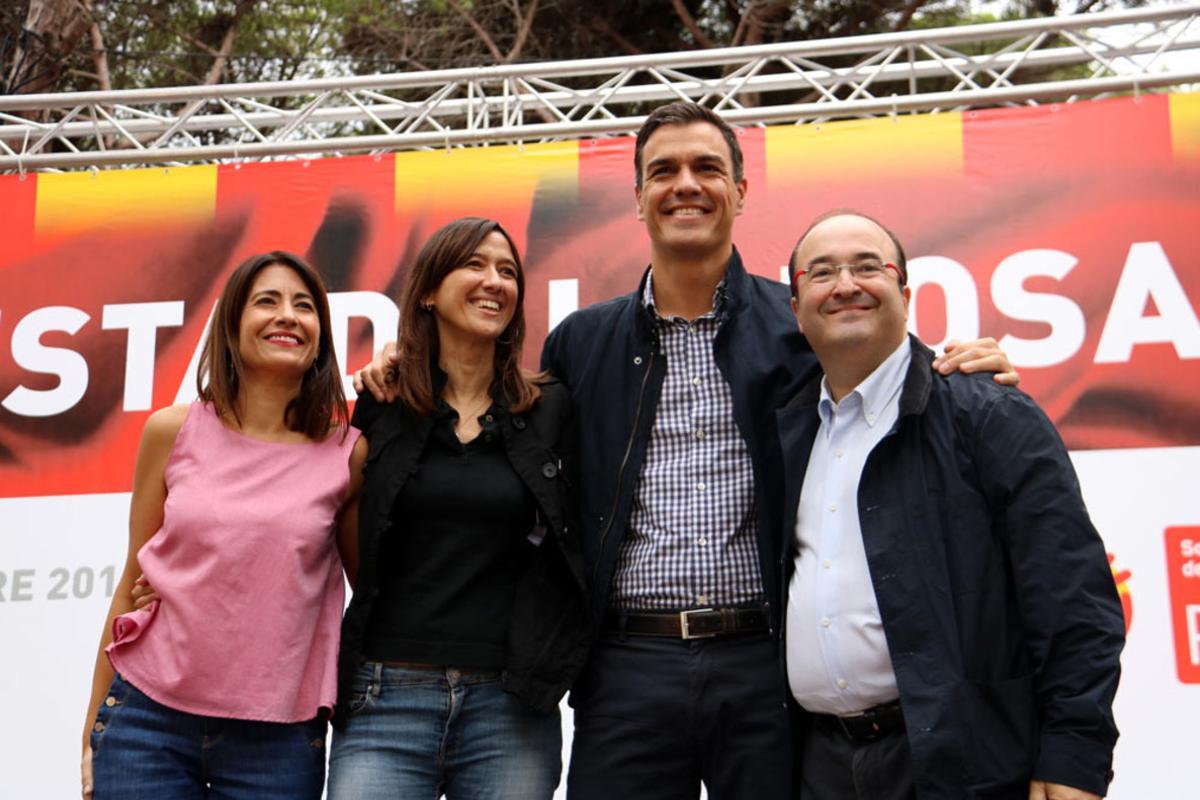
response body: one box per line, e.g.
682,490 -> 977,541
540,102 -> 1015,799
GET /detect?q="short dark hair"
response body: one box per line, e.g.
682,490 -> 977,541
634,102 -> 744,188
392,217 -> 542,416
197,251 -> 348,440
787,209 -> 909,299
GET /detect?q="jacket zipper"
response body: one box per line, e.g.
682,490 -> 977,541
593,347 -> 656,587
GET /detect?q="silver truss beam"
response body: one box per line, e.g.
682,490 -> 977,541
1,3 -> 1198,172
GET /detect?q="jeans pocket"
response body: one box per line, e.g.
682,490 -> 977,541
346,664 -> 381,718
90,674 -> 132,757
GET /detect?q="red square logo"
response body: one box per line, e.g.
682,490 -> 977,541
1165,527 -> 1200,683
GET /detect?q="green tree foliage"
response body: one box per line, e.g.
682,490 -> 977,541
2,0 -> 1147,95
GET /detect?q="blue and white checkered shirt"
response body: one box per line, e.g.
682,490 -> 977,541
609,272 -> 764,610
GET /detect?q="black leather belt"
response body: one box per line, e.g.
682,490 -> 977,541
604,607 -> 770,640
810,700 -> 905,745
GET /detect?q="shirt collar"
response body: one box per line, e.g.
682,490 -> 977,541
643,268 -> 727,323
817,338 -> 911,429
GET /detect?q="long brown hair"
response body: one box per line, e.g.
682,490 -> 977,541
196,250 -> 349,440
393,217 -> 542,415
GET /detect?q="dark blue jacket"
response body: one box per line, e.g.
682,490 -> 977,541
541,248 -> 818,628
776,336 -> 1124,799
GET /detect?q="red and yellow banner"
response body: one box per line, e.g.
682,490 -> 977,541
2,93 -> 1198,498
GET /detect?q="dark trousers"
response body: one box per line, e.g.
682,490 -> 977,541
566,632 -> 792,800
798,715 -> 915,800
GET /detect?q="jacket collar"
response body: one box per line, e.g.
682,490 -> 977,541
781,334 -> 937,419
632,246 -> 750,340
898,335 -> 935,419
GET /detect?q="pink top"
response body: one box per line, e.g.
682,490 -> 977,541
108,401 -> 361,722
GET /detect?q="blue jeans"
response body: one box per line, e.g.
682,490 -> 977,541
328,662 -> 562,800
89,673 -> 326,800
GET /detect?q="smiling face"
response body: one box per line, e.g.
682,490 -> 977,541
237,263 -> 321,378
425,230 -> 520,348
791,214 -> 911,371
635,121 -> 747,262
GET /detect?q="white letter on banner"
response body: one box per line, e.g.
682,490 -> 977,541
548,279 -> 579,331
3,306 -> 91,416
906,256 -> 979,351
102,302 -> 185,411
1188,605 -> 1200,667
1095,242 -> 1200,364
329,291 -> 400,399
175,301 -> 216,405
991,249 -> 1085,368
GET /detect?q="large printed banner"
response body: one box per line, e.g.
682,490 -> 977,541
2,93 -> 1199,797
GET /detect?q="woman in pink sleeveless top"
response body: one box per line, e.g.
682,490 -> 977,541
80,251 -> 368,800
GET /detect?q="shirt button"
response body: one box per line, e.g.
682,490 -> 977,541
697,482 -> 706,492
820,617 -> 831,627
835,449 -> 844,458
697,594 -> 708,603
541,462 -> 559,478
836,678 -> 848,690
822,560 -> 831,570
867,413 -> 876,422
695,429 -> 705,439
93,721 -> 105,733
692,376 -> 702,386
105,696 -> 117,707
828,504 -> 837,513
698,538 -> 707,546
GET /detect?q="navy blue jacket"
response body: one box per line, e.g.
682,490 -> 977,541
541,248 -> 818,628
334,380 -> 591,724
776,336 -> 1124,799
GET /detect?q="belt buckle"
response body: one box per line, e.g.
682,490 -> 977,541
837,709 -> 882,744
679,608 -> 717,639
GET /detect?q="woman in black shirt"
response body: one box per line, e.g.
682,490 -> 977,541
328,217 -> 590,800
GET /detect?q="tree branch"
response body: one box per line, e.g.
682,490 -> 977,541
589,15 -> 642,56
448,0 -> 505,63
7,0 -> 92,96
507,0 -> 540,62
891,0 -> 927,33
201,0 -> 256,86
670,0 -> 714,48
81,0 -> 110,91
140,7 -> 221,58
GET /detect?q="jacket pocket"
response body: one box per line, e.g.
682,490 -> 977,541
960,674 -> 1038,792
504,550 -> 590,712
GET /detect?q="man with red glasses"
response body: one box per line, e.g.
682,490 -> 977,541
779,210 -> 1124,800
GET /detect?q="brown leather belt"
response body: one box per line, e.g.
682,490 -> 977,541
603,606 -> 770,640
810,699 -> 905,745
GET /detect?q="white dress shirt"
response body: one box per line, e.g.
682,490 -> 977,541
785,339 -> 911,715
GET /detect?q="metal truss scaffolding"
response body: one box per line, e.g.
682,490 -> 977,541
2,3 -> 1199,172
